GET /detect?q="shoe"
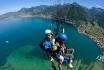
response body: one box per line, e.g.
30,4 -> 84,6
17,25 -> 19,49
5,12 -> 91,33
70,60 -> 73,63
69,63 -> 73,68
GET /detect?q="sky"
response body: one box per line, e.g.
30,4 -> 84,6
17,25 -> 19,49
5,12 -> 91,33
0,0 -> 104,15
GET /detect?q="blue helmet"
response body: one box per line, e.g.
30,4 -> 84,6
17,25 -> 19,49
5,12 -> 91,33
57,33 -> 68,41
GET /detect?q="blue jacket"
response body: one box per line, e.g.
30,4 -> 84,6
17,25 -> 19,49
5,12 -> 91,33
43,39 -> 52,49
40,38 -> 53,50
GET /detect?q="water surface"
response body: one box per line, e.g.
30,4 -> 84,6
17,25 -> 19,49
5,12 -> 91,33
0,17 -> 101,68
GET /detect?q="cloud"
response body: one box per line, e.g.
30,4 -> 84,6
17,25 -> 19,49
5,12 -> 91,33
96,5 -> 104,8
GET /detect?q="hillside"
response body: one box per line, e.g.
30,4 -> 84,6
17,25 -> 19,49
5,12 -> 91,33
0,3 -> 104,28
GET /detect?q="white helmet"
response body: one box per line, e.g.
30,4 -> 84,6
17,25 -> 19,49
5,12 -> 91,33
45,29 -> 52,35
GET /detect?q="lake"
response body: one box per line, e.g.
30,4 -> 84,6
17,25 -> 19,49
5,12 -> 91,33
0,17 -> 101,70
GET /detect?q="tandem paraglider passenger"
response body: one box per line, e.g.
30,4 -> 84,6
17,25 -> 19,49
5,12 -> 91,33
54,33 -> 74,70
40,29 -> 57,70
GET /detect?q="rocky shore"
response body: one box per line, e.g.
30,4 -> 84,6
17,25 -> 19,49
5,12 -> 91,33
77,25 -> 104,62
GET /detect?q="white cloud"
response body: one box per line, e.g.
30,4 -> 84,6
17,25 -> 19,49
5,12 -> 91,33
96,5 -> 103,8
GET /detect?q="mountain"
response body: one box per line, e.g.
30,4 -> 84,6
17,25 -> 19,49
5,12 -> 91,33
89,7 -> 104,27
0,3 -> 104,27
0,5 -> 52,19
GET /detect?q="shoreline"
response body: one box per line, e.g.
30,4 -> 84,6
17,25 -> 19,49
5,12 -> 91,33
77,27 -> 104,62
0,15 -> 51,20
78,28 -> 104,49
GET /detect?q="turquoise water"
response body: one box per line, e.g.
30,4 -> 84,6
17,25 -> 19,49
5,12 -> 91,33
0,17 -> 101,68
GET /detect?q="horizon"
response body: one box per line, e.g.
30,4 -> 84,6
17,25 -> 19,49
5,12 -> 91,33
0,0 -> 104,15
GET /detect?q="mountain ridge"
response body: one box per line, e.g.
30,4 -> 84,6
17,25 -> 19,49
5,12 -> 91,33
0,3 -> 104,27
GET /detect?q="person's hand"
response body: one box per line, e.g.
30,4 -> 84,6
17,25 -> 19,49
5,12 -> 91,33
50,57 -> 54,62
